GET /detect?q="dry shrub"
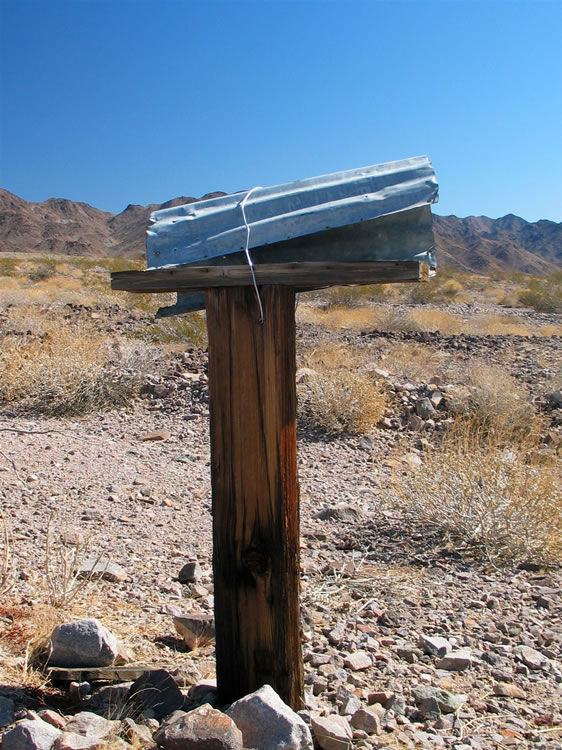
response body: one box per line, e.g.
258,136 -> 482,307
382,341 -> 448,381
141,312 -> 208,349
407,309 -> 464,334
446,364 -> 541,438
388,420 -> 562,566
298,343 -> 387,434
371,306 -> 420,332
470,314 -> 531,337
0,313 -> 144,415
518,275 -> 562,313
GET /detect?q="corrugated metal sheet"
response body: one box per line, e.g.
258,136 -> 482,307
146,155 -> 438,269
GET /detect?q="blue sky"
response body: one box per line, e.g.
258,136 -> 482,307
1,0 -> 561,221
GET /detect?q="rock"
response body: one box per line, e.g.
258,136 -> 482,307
178,560 -> 203,583
343,651 -> 372,671
64,712 -> 119,739
493,682 -> 527,699
514,645 -> 547,670
418,635 -> 451,658
336,688 -> 361,717
311,714 -> 353,750
316,505 -> 362,522
74,558 -> 127,583
367,691 -> 393,707
416,398 -> 436,420
227,684 -> 313,750
37,711 -> 66,731
411,686 -> 467,714
1,718 -> 62,750
189,679 -> 218,704
402,453 -> 422,469
549,390 -> 562,408
417,696 -> 441,720
0,696 -> 15,728
436,648 -> 472,671
54,733 -> 106,750
139,429 -> 171,441
154,705 -> 243,750
47,619 -> 121,668
350,707 -> 382,735
172,612 -> 215,649
127,669 -> 184,720
296,368 -> 317,383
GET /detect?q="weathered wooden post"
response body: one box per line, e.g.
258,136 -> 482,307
112,156 -> 439,710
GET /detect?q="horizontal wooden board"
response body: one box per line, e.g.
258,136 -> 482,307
111,260 -> 429,293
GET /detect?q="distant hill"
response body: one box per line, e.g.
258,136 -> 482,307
0,188 -> 560,274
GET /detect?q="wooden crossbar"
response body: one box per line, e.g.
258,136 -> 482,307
111,260 -> 428,293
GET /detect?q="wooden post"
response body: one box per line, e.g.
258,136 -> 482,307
205,284 -> 303,710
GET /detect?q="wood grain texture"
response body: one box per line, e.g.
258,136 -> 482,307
205,285 -> 303,710
111,260 -> 428,292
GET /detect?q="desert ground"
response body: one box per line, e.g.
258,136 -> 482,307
0,257 -> 561,749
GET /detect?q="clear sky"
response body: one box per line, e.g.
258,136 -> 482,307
1,0 -> 561,222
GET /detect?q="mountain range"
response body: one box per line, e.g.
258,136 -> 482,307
0,188 -> 560,275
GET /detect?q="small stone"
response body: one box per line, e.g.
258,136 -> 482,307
417,696 -> 441,720
37,710 -> 66,730
412,686 -> 467,714
54,732 -> 106,750
75,558 -> 127,583
178,560 -> 203,583
47,619 -> 121,668
0,696 -> 15,728
344,651 -> 372,671
127,670 -> 184,720
418,635 -> 451,657
350,707 -> 382,735
154,704 -> 243,750
367,691 -> 393,706
1,718 -> 62,750
493,683 -> 527,699
172,613 -> 215,649
311,714 -> 353,750
139,429 -> 171,441
64,712 -> 119,739
514,645 -> 547,670
416,398 -> 437,420
402,453 -> 422,469
227,684 -> 313,750
436,648 -> 472,671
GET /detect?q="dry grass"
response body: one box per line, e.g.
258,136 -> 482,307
388,420 -> 562,566
0,310 -> 152,416
298,343 -> 387,435
0,508 -> 16,595
446,364 -> 542,438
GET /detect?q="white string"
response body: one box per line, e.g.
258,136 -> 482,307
239,186 -> 264,323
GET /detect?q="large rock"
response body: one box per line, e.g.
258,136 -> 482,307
311,715 -> 352,750
127,669 -> 184,720
154,705 -> 243,750
1,718 -> 62,750
227,685 -> 313,750
47,619 -> 121,668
